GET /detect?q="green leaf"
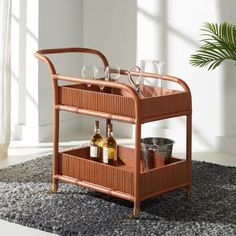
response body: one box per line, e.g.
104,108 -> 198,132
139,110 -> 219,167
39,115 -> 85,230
190,22 -> 236,70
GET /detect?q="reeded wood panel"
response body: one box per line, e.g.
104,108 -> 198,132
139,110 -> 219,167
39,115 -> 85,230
59,146 -> 134,195
59,84 -> 135,117
140,160 -> 188,197
59,146 -> 188,199
141,92 -> 191,119
59,84 -> 191,121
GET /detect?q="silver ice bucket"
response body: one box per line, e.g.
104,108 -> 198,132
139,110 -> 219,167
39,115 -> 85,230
141,137 -> 175,171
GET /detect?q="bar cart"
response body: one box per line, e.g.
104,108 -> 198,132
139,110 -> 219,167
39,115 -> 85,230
35,48 -> 192,218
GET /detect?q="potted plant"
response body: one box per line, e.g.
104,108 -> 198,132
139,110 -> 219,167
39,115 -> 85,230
190,22 -> 236,70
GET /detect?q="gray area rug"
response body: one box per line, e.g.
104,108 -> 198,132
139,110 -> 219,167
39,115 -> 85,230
0,155 -> 236,236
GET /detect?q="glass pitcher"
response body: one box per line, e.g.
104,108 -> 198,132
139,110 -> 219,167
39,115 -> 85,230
127,66 -> 142,94
140,59 -> 165,88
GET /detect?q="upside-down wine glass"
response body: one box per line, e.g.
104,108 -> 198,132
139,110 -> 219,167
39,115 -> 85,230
94,67 -> 106,90
81,65 -> 95,88
105,65 -> 120,82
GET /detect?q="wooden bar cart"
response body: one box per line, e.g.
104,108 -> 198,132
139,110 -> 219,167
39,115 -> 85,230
35,48 -> 192,218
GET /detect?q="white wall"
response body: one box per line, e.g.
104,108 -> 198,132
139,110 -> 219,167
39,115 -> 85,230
38,0 -> 83,141
82,0 -> 137,137
11,0 -> 236,154
137,0 -> 236,153
11,0 -> 84,142
11,0 -> 39,141
82,0 -> 236,154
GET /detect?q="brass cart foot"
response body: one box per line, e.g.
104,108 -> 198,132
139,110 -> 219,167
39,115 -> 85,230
185,189 -> 192,200
128,208 -> 140,219
49,183 -> 58,194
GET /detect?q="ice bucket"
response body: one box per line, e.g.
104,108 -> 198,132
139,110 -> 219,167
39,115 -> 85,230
141,137 -> 175,171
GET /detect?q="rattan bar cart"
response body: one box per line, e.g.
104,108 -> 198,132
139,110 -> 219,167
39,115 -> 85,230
35,48 -> 192,218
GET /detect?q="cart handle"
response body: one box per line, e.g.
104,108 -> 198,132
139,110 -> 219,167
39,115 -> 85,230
34,47 -> 109,75
119,69 -> 191,94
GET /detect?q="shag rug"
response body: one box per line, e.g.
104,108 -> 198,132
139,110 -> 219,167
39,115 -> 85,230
0,155 -> 236,236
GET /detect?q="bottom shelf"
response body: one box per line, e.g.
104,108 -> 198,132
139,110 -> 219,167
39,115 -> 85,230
58,145 -> 189,200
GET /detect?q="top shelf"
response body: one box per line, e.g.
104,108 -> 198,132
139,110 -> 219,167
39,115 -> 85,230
58,82 -> 191,124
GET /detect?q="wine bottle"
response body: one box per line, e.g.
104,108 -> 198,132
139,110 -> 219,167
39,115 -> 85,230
90,120 -> 103,161
102,123 -> 117,165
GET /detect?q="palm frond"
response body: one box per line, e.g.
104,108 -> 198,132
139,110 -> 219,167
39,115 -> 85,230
190,22 -> 236,70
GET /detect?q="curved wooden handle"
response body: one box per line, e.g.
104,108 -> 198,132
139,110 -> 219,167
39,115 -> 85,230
53,74 -> 139,101
120,69 -> 191,94
34,47 -> 109,75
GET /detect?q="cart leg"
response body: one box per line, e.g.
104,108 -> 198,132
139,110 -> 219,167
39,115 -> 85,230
49,181 -> 58,194
129,204 -> 140,219
49,107 -> 60,194
128,121 -> 141,219
185,187 -> 192,200
185,114 -> 192,201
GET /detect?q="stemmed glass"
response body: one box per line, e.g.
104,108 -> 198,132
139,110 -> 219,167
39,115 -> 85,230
81,65 -> 95,87
105,65 -> 120,82
94,67 -> 106,90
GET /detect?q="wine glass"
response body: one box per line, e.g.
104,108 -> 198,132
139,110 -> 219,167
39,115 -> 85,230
81,65 -> 95,87
105,65 -> 120,82
94,67 -> 106,90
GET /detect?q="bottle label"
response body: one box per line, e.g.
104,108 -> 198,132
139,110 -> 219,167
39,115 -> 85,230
90,145 -> 98,158
103,147 -> 117,163
103,147 -> 108,163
